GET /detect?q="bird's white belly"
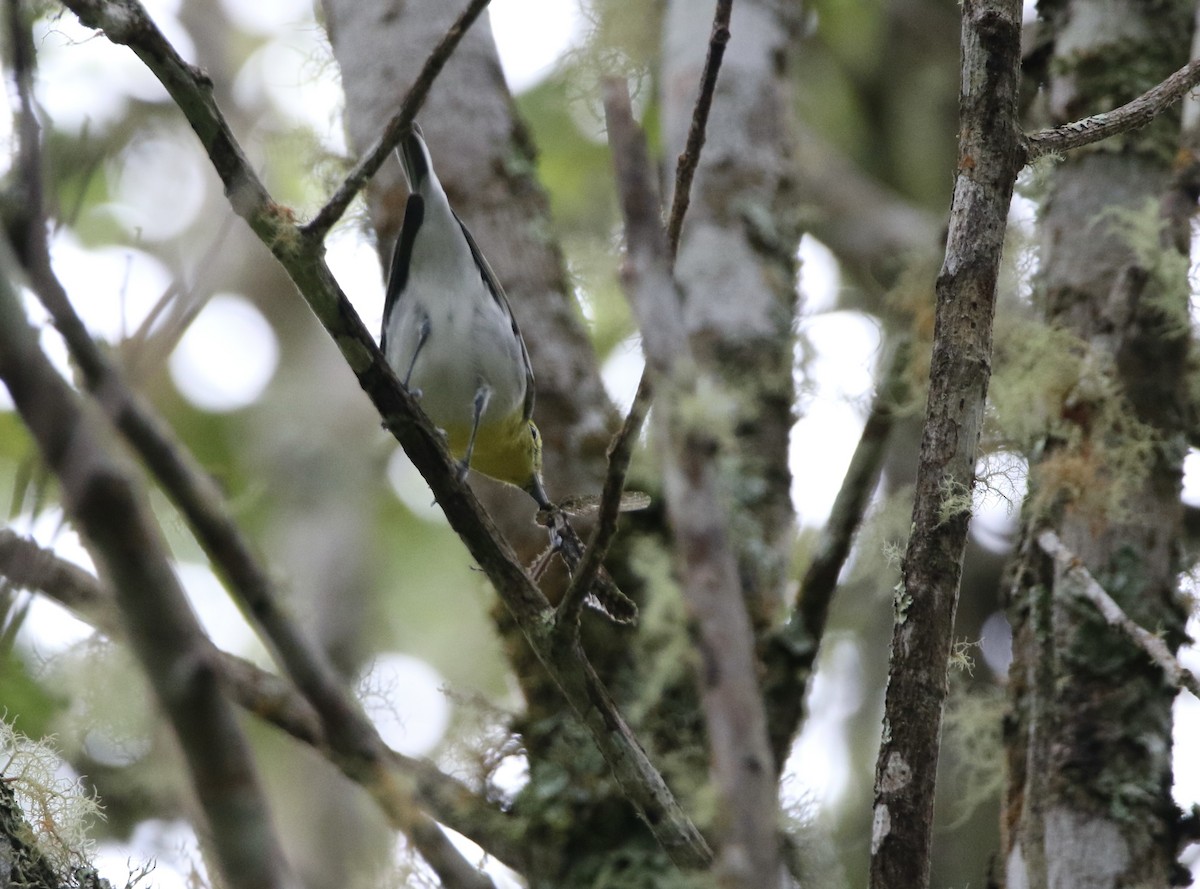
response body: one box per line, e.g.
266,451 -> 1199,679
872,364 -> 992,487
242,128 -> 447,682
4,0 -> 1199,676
385,280 -> 526,430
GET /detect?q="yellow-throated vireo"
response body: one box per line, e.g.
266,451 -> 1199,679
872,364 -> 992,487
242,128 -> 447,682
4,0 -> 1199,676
381,123 -> 550,509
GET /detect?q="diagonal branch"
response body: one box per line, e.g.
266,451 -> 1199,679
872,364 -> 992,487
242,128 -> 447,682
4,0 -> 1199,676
302,0 -> 493,240
665,0 -> 733,263
1037,531 -> 1200,700
1025,59 -> 1200,161
57,0 -> 710,866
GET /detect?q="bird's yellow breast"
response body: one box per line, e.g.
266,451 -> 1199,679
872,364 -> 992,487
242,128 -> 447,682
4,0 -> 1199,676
441,414 -> 540,489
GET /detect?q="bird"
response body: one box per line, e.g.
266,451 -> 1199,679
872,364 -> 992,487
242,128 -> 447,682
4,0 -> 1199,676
381,122 -> 550,510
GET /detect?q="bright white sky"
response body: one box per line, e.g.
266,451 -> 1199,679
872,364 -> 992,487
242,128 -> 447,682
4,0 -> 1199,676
5,0 -> 1200,884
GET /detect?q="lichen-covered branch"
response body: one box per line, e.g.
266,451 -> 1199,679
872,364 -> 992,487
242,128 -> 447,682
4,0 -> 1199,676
557,0 -> 733,638
1025,59 -> 1200,161
1037,531 -> 1200,700
868,0 -> 1024,885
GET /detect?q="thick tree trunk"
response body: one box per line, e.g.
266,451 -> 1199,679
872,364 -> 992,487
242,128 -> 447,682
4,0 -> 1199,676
1003,0 -> 1194,884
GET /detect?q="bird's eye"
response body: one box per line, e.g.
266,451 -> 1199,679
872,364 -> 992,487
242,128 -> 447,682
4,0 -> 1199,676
530,424 -> 539,441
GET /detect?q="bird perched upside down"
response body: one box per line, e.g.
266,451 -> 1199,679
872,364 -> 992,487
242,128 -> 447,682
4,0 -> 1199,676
381,122 -> 550,509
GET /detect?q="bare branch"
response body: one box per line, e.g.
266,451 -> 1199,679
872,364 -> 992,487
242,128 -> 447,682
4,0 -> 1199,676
56,0 -> 709,865
868,0 -> 1024,884
665,0 -> 732,262
303,0 -> 493,240
1025,59 -> 1200,162
762,338 -> 912,766
0,247 -> 297,889
605,76 -> 781,888
1037,531 -> 1200,700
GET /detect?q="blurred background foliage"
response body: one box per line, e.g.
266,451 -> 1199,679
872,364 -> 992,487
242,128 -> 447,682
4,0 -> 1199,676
0,0 -> 1100,885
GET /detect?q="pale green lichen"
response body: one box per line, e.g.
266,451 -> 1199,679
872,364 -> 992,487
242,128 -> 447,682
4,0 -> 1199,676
0,720 -> 104,876
939,682 -> 1005,830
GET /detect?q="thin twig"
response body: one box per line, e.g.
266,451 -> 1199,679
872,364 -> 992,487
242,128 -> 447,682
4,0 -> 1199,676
1037,531 -> 1200,700
762,338 -> 912,766
0,530 -> 529,875
1025,59 -> 1200,162
551,376 -> 651,633
58,0 -> 710,865
302,0 -> 493,240
0,243 -> 297,889
665,0 -> 732,263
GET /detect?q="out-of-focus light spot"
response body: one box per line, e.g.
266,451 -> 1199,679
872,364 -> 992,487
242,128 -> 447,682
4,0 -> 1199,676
386,447 -> 448,524
217,0 -> 313,34
972,450 -> 1027,554
1182,450 -> 1200,507
1175,694 -> 1200,807
359,653 -> 450,756
49,231 -> 173,343
491,0 -> 583,92
979,611 -> 1012,678
327,224 -> 385,335
32,7 -> 193,134
169,294 -> 278,412
792,311 -> 882,526
781,638 -> 863,807
94,820 -> 203,889
111,133 -> 207,241
232,36 -> 347,154
176,562 -> 262,656
83,726 -> 152,768
600,336 -> 645,415
798,235 -> 841,314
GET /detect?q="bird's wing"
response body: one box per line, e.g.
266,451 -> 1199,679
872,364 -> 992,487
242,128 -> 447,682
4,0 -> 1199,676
455,213 -> 537,422
380,193 -> 426,352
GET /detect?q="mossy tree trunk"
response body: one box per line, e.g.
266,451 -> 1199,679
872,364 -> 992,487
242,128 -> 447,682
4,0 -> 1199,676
1003,0 -> 1194,884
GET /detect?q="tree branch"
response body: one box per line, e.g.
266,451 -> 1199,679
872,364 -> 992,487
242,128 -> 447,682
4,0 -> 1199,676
302,0 -> 494,240
1025,59 -> 1200,161
0,531 -> 529,876
1037,531 -> 1200,700
604,76 -> 781,888
57,0 -> 709,866
665,0 -> 732,263
868,0 -> 1024,884
0,246 -> 297,889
